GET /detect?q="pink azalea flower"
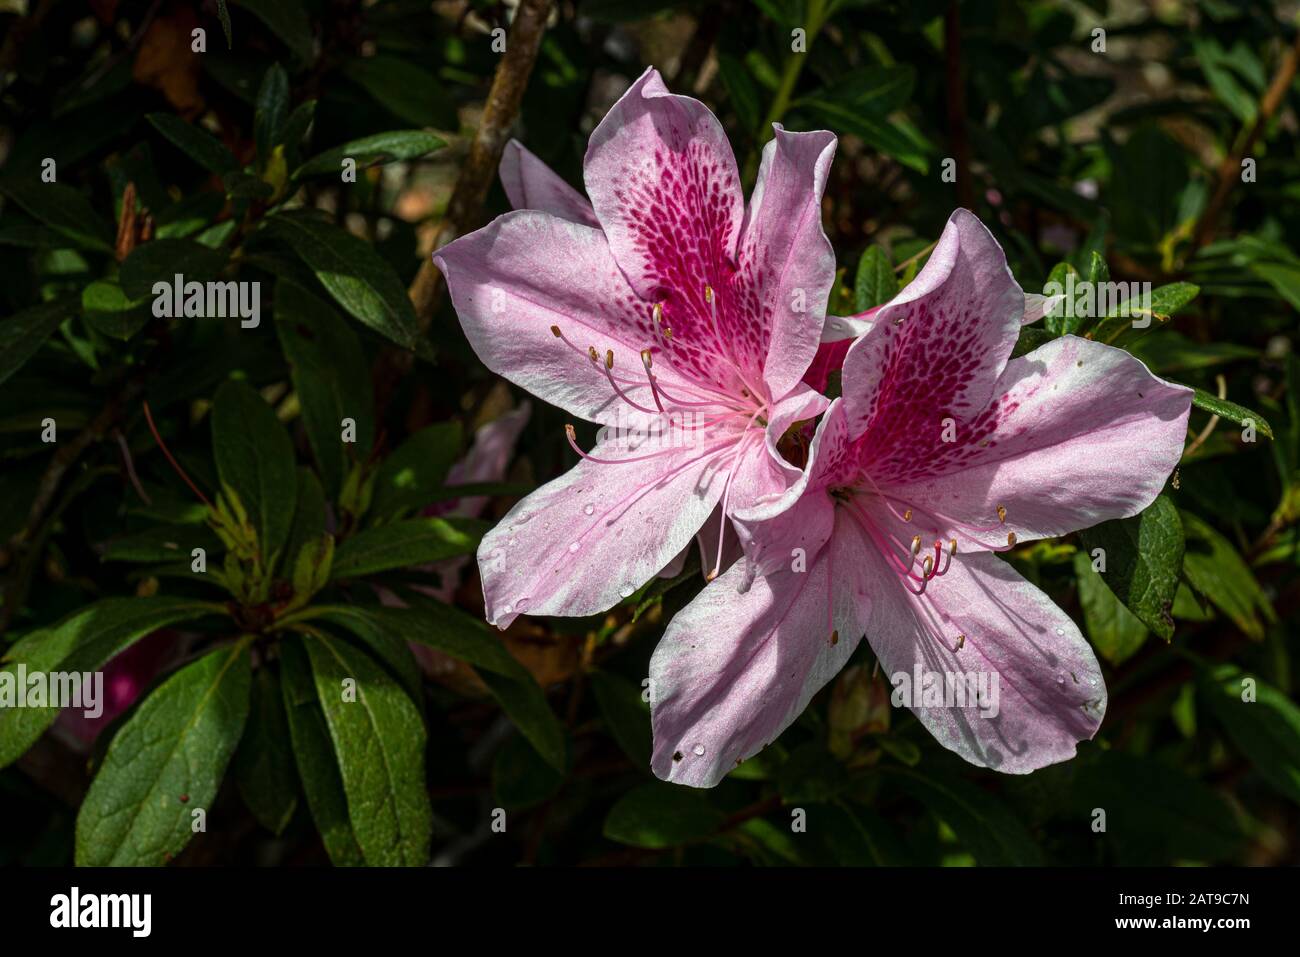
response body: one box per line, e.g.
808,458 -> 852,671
434,67 -> 838,628
649,209 -> 1193,787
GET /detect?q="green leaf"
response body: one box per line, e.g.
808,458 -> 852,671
254,63 -> 290,162
776,741 -> 850,803
370,422 -> 462,519
234,0 -> 314,63
119,239 -> 229,301
1201,667 -> 1300,806
212,379 -> 299,564
803,99 -> 931,173
0,296 -> 80,386
216,0 -> 233,48
818,803 -> 913,865
1077,495 -> 1184,641
75,641 -> 252,866
1251,262 -> 1300,312
100,522 -> 222,563
716,53 -> 760,133
304,632 -> 431,866
603,781 -> 723,849
284,467 -> 327,570
0,597 -> 218,768
234,666 -> 299,835
279,637 -> 364,866
0,180 -> 113,251
492,732 -> 564,811
82,280 -> 150,340
329,516 -> 486,581
294,130 -> 446,178
289,533 -> 334,608
1180,511 -> 1274,639
1072,552 -> 1149,665
589,669 -> 651,770
853,245 -> 898,312
274,281 -> 374,497
883,767 -> 1044,865
1072,750 -> 1243,863
1190,387 -> 1274,440
1042,262 -> 1081,336
264,211 -> 419,350
147,113 -> 239,173
341,56 -> 455,129
315,602 -> 566,771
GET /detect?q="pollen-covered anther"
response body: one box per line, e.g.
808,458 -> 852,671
922,555 -> 934,577
910,535 -> 922,556
948,538 -> 958,556
956,633 -> 966,650
703,284 -> 714,304
705,567 -> 719,582
903,509 -> 913,522
830,629 -> 839,646
550,324 -> 562,337
1006,531 -> 1018,547
587,345 -> 599,362
652,302 -> 664,324
996,504 -> 1007,523
605,349 -> 614,370
640,348 -> 653,368
564,424 -> 577,441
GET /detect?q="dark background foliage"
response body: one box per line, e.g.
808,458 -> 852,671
0,0 -> 1296,866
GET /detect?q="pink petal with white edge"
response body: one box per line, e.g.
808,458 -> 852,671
840,209 -> 1025,472
650,493 -> 860,787
861,549 -> 1106,773
584,68 -> 755,390
820,303 -> 885,343
882,335 -> 1192,548
1022,291 -> 1065,325
476,430 -> 734,628
499,139 -> 599,227
740,126 -> 838,398
434,211 -> 712,426
726,383 -> 829,518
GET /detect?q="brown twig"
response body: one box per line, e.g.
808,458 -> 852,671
943,2 -> 974,211
372,0 -> 556,412
408,0 -> 554,330
1190,30 -> 1300,249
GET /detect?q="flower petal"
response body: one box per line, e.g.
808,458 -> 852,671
728,382 -> 829,516
583,68 -> 751,389
499,139 -> 599,226
434,211 -> 714,425
476,431 -> 733,628
650,493 -> 856,787
840,209 -> 1025,468
863,549 -> 1106,773
881,335 -> 1192,547
740,126 -> 838,398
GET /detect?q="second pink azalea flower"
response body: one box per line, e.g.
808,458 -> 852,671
650,209 -> 1193,786
434,67 -> 837,628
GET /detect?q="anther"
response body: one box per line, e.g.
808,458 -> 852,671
903,509 -> 912,522
956,634 -> 966,650
948,538 -> 957,556
640,348 -> 653,368
830,630 -> 839,646
653,302 -> 664,323
1006,531 -> 1017,547
704,285 -> 714,304
605,349 -> 614,370
996,505 -> 1007,523
587,345 -> 599,362
922,555 -> 933,577
550,325 -> 562,337
910,535 -> 922,556
705,567 -> 719,582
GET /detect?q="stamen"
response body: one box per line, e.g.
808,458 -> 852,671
563,424 -> 699,465
640,349 -> 666,413
1006,531 -> 1017,547
997,505 -> 1007,523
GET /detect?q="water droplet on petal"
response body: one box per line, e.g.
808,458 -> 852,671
1055,627 -> 1065,636
568,541 -> 580,553
583,504 -> 595,515
619,584 -> 634,598
692,743 -> 706,756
